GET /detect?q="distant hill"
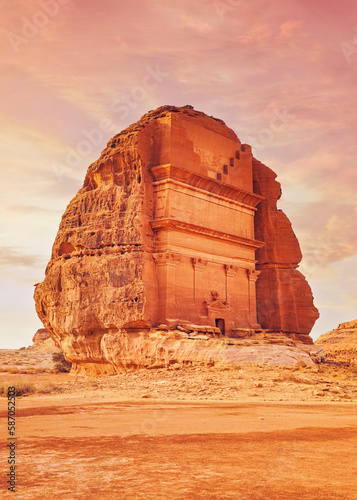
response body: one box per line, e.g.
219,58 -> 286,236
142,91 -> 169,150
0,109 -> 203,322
315,320 -> 357,366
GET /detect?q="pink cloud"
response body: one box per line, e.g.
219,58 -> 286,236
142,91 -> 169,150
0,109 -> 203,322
238,19 -> 301,46
180,13 -> 212,33
113,35 -> 128,48
277,20 -> 301,39
239,24 -> 272,45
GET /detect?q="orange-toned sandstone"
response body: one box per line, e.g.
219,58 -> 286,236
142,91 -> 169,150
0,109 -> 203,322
253,159 -> 319,333
34,105 -> 319,373
32,328 -> 51,345
316,320 -> 357,365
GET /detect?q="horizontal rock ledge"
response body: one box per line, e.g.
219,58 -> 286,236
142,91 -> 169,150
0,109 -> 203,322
62,329 -> 325,376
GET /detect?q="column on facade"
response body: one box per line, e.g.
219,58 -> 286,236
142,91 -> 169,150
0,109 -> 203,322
224,264 -> 238,305
192,258 -> 207,304
153,252 -> 181,323
247,269 -> 261,328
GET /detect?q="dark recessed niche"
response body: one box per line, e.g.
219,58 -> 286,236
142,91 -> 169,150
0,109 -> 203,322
58,242 -> 75,256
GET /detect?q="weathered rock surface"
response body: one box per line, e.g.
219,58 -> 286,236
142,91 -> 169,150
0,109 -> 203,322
30,328 -> 59,354
34,105 -> 319,375
316,320 -> 357,365
32,328 -> 51,345
253,160 -> 319,333
69,330 -> 323,375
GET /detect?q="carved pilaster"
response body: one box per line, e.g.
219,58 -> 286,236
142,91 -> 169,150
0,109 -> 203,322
246,269 -> 261,328
225,264 -> 238,278
247,269 -> 261,282
192,258 -> 207,302
193,258 -> 208,270
153,252 -> 181,322
153,252 -> 181,265
224,264 -> 238,303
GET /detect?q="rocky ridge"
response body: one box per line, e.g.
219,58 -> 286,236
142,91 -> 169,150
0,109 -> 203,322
316,320 -> 357,366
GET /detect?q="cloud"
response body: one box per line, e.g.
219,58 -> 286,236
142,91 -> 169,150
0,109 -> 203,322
307,254 -> 357,339
4,205 -> 61,216
238,20 -> 301,46
277,20 -> 301,39
0,247 -> 46,269
239,24 -> 272,45
280,198 -> 357,276
277,152 -> 357,202
315,300 -> 356,311
113,35 -> 128,48
180,13 -> 213,33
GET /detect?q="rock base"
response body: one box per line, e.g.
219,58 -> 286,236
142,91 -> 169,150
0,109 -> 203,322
64,328 -> 324,376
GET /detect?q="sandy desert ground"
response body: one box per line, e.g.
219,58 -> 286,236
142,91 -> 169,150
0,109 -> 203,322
1,346 -> 357,499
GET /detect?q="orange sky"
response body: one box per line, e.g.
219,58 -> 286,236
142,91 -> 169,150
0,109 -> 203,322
1,0 -> 356,347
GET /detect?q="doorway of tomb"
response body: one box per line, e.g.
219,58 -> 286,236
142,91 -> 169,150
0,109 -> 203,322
215,318 -> 225,336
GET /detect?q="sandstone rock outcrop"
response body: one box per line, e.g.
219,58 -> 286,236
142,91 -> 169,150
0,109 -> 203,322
32,328 -> 51,345
67,330 -> 323,375
316,320 -> 357,365
34,105 -> 319,374
253,159 -> 319,334
30,328 -> 59,354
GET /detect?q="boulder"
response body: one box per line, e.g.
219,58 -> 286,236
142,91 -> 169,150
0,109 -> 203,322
34,105 -> 319,374
32,328 -> 51,345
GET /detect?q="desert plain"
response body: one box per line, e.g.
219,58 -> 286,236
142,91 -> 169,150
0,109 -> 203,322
1,344 -> 357,499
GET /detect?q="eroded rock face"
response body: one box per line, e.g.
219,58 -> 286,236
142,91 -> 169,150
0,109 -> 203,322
68,330 -> 322,375
253,159 -> 319,333
30,328 -> 59,354
315,320 -> 357,365
32,328 -> 51,344
34,105 -> 319,374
